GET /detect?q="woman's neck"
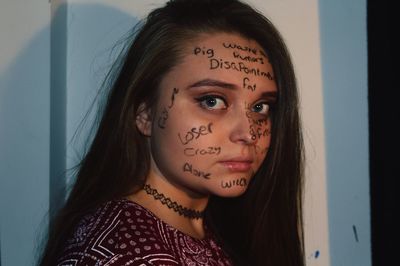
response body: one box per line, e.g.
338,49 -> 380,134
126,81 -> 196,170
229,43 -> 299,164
127,169 -> 209,239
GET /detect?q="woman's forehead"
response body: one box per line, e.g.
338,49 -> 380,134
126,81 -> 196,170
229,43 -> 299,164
184,32 -> 265,55
159,33 -> 274,87
158,31 -> 277,98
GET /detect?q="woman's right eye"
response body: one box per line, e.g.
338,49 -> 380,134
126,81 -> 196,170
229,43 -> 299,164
196,95 -> 228,110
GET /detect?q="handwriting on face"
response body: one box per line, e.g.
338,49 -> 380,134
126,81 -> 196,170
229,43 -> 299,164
157,88 -> 180,129
178,122 -> 213,145
183,162 -> 211,179
221,177 -> 247,189
148,33 -> 277,197
183,146 -> 221,157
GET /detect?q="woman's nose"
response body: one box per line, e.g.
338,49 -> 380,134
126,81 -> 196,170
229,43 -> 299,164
228,108 -> 257,145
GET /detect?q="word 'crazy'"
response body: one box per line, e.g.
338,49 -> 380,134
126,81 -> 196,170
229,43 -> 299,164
184,146 -> 221,157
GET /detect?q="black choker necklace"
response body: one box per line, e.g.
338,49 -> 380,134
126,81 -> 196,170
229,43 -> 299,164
142,184 -> 204,220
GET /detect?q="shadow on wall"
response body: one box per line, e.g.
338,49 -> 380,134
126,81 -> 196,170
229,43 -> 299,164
0,9 -> 51,266
0,3 -> 137,265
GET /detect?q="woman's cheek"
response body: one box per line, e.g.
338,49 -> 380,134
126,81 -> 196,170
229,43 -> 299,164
155,87 -> 180,130
176,121 -> 217,180
254,121 -> 271,165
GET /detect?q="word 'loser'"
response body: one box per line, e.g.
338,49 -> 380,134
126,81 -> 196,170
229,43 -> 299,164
221,178 -> 247,189
178,122 -> 213,145
184,146 -> 221,156
183,162 -> 211,179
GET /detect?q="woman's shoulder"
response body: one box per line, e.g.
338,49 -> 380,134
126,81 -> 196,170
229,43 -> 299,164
57,199 -> 180,265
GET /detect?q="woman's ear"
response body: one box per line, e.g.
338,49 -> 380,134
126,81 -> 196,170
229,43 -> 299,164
136,103 -> 152,136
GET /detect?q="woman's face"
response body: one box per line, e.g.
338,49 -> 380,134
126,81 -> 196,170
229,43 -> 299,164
141,32 -> 277,197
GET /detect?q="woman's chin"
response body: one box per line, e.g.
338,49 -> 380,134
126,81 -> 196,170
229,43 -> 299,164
212,186 -> 249,198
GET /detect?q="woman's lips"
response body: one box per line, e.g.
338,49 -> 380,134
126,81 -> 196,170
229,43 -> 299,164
219,160 -> 253,172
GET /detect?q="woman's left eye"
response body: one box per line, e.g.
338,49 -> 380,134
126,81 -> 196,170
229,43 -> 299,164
196,95 -> 227,110
252,102 -> 269,115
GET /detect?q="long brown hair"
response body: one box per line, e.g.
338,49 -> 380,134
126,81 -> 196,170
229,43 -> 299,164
39,0 -> 304,265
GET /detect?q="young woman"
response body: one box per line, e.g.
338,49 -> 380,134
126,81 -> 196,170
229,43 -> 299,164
39,0 -> 304,265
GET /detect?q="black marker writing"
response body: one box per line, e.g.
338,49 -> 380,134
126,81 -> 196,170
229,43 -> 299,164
178,122 -> 213,145
194,46 -> 214,58
245,104 -> 268,126
168,87 -> 179,108
250,126 -> 271,140
222,42 -> 257,55
184,146 -> 221,156
244,103 -> 270,141
209,58 -> 274,80
158,108 -> 169,129
158,87 -> 180,129
221,178 -> 247,189
233,51 -> 264,64
243,77 -> 256,92
183,162 -> 211,179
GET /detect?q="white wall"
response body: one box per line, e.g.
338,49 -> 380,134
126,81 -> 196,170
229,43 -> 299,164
0,1 -> 51,265
0,1 -> 369,265
319,0 -> 370,265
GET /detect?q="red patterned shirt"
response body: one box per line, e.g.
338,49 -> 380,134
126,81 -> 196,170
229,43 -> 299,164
57,199 -> 233,265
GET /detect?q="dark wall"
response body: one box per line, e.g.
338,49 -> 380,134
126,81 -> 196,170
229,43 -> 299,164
368,1 -> 398,265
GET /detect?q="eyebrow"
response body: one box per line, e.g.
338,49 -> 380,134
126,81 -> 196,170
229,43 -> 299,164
187,78 -> 278,100
260,91 -> 278,101
187,79 -> 237,90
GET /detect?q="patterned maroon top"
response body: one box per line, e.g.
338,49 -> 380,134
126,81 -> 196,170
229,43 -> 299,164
57,199 -> 233,265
